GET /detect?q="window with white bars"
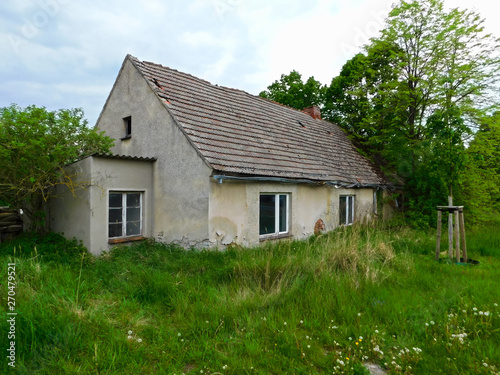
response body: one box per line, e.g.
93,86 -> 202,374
108,192 -> 142,238
339,195 -> 355,225
259,194 -> 289,236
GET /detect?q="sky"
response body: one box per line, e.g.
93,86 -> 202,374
1,0 -> 499,127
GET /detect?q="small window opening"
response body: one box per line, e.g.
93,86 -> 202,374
122,116 -> 132,139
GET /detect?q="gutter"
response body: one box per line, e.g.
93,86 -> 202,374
212,174 -> 387,189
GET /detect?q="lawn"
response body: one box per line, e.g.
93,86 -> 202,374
0,225 -> 499,374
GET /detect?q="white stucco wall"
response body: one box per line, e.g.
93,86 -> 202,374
95,58 -> 213,247
50,157 -> 93,249
209,179 -> 376,248
50,156 -> 154,255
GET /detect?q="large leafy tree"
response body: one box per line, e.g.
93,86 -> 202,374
0,104 -> 114,232
322,0 -> 500,224
259,70 -> 326,110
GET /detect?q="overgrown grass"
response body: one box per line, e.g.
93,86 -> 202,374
0,226 -> 499,374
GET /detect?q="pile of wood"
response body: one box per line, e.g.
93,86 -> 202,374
0,207 -> 23,243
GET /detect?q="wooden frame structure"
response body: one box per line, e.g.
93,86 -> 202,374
435,206 -> 467,262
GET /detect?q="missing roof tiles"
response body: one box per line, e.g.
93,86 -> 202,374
297,120 -> 306,128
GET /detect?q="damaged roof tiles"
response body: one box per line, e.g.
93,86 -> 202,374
128,54 -> 387,187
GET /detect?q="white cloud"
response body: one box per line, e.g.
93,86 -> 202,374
1,0 -> 499,126
180,31 -> 225,47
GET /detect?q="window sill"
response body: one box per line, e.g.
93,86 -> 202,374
108,235 -> 145,244
259,233 -> 292,242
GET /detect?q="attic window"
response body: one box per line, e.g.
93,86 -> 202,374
122,116 -> 132,139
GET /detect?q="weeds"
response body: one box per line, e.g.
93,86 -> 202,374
0,225 -> 498,374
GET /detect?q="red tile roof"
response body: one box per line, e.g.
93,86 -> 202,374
129,55 -> 387,187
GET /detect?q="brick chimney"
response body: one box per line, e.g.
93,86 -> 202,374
302,105 -> 321,120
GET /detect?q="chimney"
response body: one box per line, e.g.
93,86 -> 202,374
302,105 -> 321,120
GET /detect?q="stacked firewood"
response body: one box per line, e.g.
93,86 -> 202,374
0,207 -> 23,243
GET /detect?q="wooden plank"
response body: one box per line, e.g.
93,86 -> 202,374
108,236 -> 145,244
459,211 -> 467,262
448,197 -> 453,259
436,210 -> 442,260
455,210 -> 460,263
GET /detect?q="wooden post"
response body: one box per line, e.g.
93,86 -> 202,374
454,210 -> 460,263
436,210 -> 442,261
448,197 -> 453,259
459,210 -> 467,262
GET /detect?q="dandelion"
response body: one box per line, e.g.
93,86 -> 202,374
128,330 -> 133,335
430,321 -> 435,325
473,307 -> 478,311
358,313 -> 361,316
425,323 -> 429,327
300,320 -> 303,324
137,338 -> 142,343
178,333 -> 181,337
375,330 -> 379,334
356,342 -> 359,345
127,335 -> 133,340
307,345 -> 311,348
494,303 -> 498,307
206,320 -> 209,324
484,311 -> 490,316
359,336 -> 363,340
348,337 -> 352,340
284,322 -> 287,326
483,362 -> 489,368
222,365 -> 228,370
479,311 -> 484,315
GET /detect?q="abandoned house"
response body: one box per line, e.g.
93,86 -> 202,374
50,54 -> 390,255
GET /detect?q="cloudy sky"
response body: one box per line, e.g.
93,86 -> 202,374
1,0 -> 499,126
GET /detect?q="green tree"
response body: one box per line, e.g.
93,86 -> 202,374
259,70 -> 326,110
0,104 -> 114,232
458,113 -> 500,226
323,0 -> 500,225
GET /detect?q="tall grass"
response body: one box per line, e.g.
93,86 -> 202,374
0,226 -> 499,374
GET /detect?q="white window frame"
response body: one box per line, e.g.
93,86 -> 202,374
259,193 -> 289,237
108,191 -> 143,238
340,195 -> 355,226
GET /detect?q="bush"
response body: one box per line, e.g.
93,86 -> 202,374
0,232 -> 90,266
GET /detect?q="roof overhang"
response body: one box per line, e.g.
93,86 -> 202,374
212,174 -> 389,189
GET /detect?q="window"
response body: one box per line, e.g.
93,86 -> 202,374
108,192 -> 142,238
339,196 -> 355,225
122,116 -> 132,139
259,194 -> 289,236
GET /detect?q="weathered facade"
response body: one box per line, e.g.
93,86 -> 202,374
50,55 -> 389,255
